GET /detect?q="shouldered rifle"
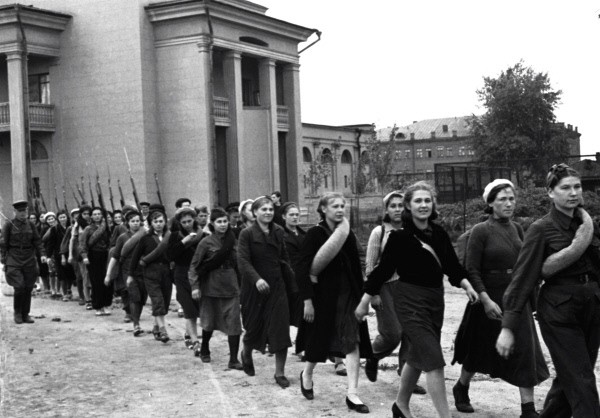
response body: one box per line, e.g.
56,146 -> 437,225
124,148 -> 141,211
117,179 -> 125,209
53,183 -> 60,212
107,165 -> 116,212
154,173 -> 163,206
87,174 -> 95,207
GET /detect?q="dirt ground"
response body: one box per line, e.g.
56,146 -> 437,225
1,279 -> 598,418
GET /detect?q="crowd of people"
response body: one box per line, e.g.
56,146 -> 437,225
1,162 -> 599,417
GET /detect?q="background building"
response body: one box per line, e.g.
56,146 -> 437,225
0,0 -> 316,216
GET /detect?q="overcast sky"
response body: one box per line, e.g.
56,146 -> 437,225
256,0 -> 599,156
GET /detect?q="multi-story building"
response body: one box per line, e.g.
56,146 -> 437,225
0,0 -> 316,216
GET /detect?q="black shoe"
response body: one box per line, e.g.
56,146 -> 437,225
241,350 -> 255,376
300,371 -> 314,400
274,375 -> 290,388
520,411 -> 539,418
184,333 -> 193,349
192,341 -> 201,357
453,381 -> 474,413
365,357 -> 378,382
346,397 -> 369,414
228,360 -> 244,370
392,402 -> 407,418
412,384 -> 427,395
14,314 -> 23,325
22,316 -> 35,324
152,325 -> 161,341
200,351 -> 211,363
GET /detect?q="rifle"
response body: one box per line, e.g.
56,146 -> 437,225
53,183 -> 60,212
79,177 -> 86,204
39,190 -> 48,213
124,147 -> 141,210
117,179 -> 125,209
87,174 -> 96,207
27,185 -> 39,218
94,165 -> 110,236
107,165 -> 116,212
154,173 -> 163,206
61,183 -> 69,214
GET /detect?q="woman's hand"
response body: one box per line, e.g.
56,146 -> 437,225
496,328 -> 515,359
104,276 -> 111,287
303,299 -> 315,323
83,258 -> 90,265
182,233 -> 196,244
370,295 -> 383,311
460,278 -> 479,304
354,301 -> 369,322
126,276 -> 134,287
309,274 -> 318,284
68,256 -> 74,264
482,299 -> 503,320
61,255 -> 67,266
139,260 -> 146,267
192,289 -> 200,300
256,278 -> 270,294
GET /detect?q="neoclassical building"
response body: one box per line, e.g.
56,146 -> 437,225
0,0 -> 316,215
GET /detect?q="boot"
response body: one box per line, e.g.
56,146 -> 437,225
453,380 -> 474,413
13,292 -> 23,324
21,288 -> 33,321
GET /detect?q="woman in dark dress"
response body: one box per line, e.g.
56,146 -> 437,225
237,196 -> 295,388
297,192 -> 372,413
80,207 -> 113,317
281,202 -> 306,328
451,180 -> 548,417
355,181 -> 478,418
498,164 -> 600,418
167,207 -> 205,351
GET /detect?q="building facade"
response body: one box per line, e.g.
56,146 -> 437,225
0,0 -> 315,216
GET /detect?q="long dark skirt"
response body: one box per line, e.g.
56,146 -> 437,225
241,277 -> 291,353
173,264 -> 199,319
397,281 -> 445,372
88,250 -> 112,310
452,282 -> 549,387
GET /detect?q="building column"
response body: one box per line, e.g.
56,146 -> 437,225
6,50 -> 29,202
259,58 -> 279,191
197,35 -> 217,206
282,63 -> 301,204
223,50 -> 242,201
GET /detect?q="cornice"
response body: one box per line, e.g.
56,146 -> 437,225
154,34 -> 300,64
0,6 -> 71,32
0,41 -> 60,57
146,1 -> 314,42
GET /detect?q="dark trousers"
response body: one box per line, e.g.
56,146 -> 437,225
538,282 -> 600,418
87,250 -> 112,310
13,286 -> 34,319
6,262 -> 37,320
57,259 -> 76,295
144,263 -> 172,316
127,272 -> 147,324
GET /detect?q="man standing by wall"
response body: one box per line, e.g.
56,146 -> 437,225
0,200 -> 46,324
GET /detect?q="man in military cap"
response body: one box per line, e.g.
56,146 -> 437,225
0,200 -> 46,324
139,202 -> 150,220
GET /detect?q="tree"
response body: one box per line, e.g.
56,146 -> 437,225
363,124 -> 399,192
469,61 -> 571,185
304,148 -> 333,196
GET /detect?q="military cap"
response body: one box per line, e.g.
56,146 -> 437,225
12,200 -> 28,210
139,201 -> 150,207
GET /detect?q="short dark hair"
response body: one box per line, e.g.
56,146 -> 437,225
271,191 -> 281,199
175,197 -> 191,208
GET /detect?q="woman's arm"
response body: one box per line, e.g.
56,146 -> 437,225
188,241 -> 209,298
541,208 -> 593,278
142,231 -> 170,264
236,229 -> 262,285
363,231 -> 402,296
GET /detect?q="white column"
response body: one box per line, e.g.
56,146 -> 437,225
6,50 -> 29,202
223,50 -> 243,201
283,63 -> 302,203
259,58 -> 279,190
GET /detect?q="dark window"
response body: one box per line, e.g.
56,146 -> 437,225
344,175 -> 348,188
302,147 -> 312,162
322,148 -> 333,164
31,140 -> 48,160
28,73 -> 50,104
442,124 -> 448,133
341,150 -> 352,164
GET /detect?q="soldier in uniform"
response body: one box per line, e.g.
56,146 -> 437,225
0,200 -> 47,324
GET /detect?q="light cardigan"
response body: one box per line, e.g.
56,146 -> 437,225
365,222 -> 399,283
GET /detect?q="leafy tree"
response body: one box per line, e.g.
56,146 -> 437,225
469,61 -> 571,185
363,124 -> 399,192
304,149 -> 333,196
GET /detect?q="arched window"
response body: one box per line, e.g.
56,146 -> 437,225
31,140 -> 48,160
341,150 -> 352,164
321,148 -> 333,163
302,147 -> 312,162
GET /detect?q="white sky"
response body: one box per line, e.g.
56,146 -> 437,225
256,0 -> 599,156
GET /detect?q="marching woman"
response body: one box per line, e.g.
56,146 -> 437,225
355,181 -> 478,418
189,208 -> 243,369
129,209 -> 172,343
167,207 -> 205,350
363,191 -> 425,393
80,207 -> 113,316
498,164 -> 600,418
69,205 -> 93,309
45,210 -> 76,302
42,212 -> 61,298
281,202 -> 306,328
238,199 -> 255,230
451,180 -> 548,417
106,210 -> 146,335
237,196 -> 296,387
296,192 -> 372,413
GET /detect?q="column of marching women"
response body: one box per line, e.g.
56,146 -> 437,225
2,167 -> 599,417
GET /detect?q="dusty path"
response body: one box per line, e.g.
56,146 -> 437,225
1,282 -> 597,417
